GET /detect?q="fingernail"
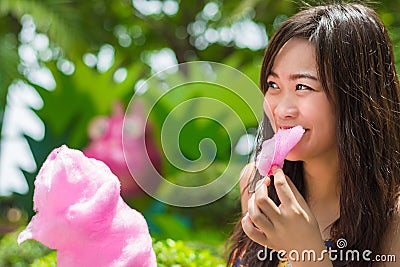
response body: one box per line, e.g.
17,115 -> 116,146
265,176 -> 271,186
271,165 -> 278,172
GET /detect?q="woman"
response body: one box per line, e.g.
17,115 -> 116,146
227,2 -> 400,267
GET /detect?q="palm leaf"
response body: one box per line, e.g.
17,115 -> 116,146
34,58 -> 143,148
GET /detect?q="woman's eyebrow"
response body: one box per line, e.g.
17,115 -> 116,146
268,70 -> 279,78
289,72 -> 319,81
268,70 -> 319,81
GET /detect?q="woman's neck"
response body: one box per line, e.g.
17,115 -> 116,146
303,159 -> 339,204
303,154 -> 340,237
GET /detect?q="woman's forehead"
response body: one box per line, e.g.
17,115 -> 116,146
269,38 -> 317,78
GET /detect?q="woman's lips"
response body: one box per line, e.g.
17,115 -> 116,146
280,126 -> 294,130
279,125 -> 308,131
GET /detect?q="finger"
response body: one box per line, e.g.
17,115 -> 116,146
272,166 -> 297,206
285,174 -> 308,207
241,213 -> 268,246
253,178 -> 281,221
254,176 -> 271,191
248,194 -> 275,231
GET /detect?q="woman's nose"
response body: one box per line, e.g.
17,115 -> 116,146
274,93 -> 299,119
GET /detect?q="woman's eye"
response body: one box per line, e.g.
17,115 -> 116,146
296,84 -> 313,91
267,81 -> 279,90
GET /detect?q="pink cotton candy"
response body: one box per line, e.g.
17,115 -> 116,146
18,145 -> 156,267
256,125 -> 305,176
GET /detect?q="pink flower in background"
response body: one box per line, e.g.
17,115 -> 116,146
18,145 -> 156,267
84,100 -> 162,197
256,125 -> 305,176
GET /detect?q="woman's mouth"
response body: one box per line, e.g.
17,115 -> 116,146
279,125 -> 310,134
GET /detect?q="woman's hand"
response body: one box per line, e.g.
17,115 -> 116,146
241,167 -> 332,266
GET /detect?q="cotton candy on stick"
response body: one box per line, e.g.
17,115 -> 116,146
256,125 -> 305,176
18,145 -> 156,267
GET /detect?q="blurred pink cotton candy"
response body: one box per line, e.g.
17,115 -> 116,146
83,100 -> 162,198
256,125 -> 305,176
18,145 -> 156,267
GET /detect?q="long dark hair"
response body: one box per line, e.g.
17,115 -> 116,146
227,2 -> 400,267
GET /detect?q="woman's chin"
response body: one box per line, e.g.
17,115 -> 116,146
285,150 -> 303,162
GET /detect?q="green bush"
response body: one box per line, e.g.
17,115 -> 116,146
31,252 -> 56,267
154,239 -> 226,267
0,230 -> 53,267
0,229 -> 226,266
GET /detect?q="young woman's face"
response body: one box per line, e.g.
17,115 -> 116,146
264,38 -> 337,162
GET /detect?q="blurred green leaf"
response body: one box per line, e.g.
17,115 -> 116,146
0,33 -> 20,136
34,58 -> 143,148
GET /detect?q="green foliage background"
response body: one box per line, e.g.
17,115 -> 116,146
1,0 -> 400,265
